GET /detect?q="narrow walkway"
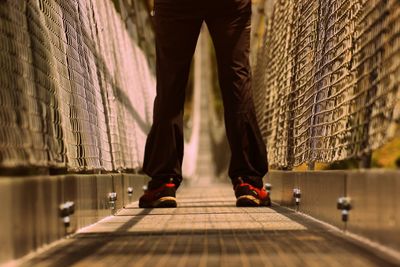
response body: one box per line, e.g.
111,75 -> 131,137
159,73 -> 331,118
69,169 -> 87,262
21,184 -> 394,267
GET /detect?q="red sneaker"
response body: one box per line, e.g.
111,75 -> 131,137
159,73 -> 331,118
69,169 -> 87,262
234,178 -> 271,207
139,180 -> 177,208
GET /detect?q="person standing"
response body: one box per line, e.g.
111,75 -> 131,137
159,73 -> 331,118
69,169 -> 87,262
139,0 -> 269,208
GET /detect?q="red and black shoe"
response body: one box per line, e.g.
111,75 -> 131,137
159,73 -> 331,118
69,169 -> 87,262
139,179 -> 177,208
234,177 -> 271,207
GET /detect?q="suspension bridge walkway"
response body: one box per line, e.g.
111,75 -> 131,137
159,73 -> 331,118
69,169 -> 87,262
0,0 -> 399,266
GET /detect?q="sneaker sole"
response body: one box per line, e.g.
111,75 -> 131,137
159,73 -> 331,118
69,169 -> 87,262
236,195 -> 260,207
152,197 -> 177,208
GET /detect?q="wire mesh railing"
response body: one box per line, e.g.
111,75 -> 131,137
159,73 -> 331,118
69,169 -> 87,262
0,0 -> 155,172
253,0 -> 400,169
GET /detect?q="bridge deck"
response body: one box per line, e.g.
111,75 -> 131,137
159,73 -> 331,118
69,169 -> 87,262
20,184 -> 395,267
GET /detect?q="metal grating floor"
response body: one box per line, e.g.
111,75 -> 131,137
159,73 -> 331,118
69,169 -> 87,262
21,184 -> 396,267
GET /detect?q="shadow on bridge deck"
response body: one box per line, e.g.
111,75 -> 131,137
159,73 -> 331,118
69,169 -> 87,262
19,184 -> 396,267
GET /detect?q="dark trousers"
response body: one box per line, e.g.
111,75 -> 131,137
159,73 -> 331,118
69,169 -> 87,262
143,0 -> 268,189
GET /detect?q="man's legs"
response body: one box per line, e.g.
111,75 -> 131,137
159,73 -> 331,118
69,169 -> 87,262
142,2 -> 203,190
205,0 -> 268,189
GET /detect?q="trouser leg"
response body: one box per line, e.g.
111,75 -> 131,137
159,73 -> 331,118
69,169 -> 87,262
143,3 -> 203,189
205,0 -> 268,189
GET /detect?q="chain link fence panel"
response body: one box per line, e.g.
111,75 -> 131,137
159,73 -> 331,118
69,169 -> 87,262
0,0 -> 155,172
253,0 -> 400,169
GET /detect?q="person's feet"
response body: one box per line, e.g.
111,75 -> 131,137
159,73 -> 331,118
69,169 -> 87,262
139,179 -> 177,208
234,177 -> 271,207
139,177 -> 270,208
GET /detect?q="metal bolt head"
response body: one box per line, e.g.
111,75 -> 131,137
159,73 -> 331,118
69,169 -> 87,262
293,188 -> 301,198
142,185 -> 148,192
127,187 -> 133,196
337,197 -> 351,210
293,188 -> 301,205
59,201 -> 75,217
108,192 -> 117,202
